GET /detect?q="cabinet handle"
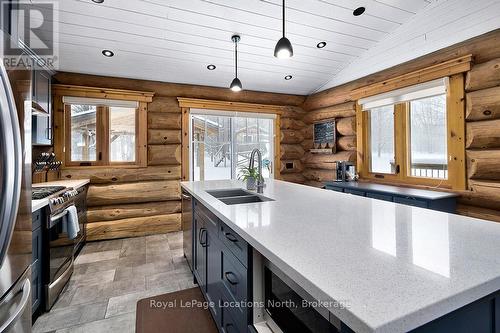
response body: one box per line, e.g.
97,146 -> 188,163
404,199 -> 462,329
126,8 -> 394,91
198,228 -> 205,245
224,232 -> 238,243
224,272 -> 238,285
199,228 -> 208,247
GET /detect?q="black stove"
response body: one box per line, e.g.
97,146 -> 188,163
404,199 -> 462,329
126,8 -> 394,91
32,186 -> 66,200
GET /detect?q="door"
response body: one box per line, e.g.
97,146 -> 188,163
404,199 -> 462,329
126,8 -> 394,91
190,111 -> 275,181
32,69 -> 51,145
0,46 -> 33,301
0,267 -> 31,333
0,27 -> 32,332
194,215 -> 207,290
45,210 -> 74,309
206,231 -> 222,327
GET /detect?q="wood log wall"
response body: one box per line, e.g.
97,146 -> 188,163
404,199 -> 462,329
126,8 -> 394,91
279,106 -> 307,184
458,55 -> 500,222
55,72 -> 306,240
301,102 -> 357,187
301,29 -> 500,223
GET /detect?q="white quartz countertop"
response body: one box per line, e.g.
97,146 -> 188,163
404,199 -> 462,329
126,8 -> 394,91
32,179 -> 90,212
181,179 -> 500,333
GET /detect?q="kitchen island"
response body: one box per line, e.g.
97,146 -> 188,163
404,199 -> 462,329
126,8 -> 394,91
181,179 -> 500,333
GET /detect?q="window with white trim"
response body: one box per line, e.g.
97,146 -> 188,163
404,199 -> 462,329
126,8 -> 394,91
359,78 -> 455,186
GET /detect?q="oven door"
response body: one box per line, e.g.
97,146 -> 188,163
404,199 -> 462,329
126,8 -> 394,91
45,210 -> 74,310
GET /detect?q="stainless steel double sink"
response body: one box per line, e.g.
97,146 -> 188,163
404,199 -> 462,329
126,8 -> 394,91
206,188 -> 274,205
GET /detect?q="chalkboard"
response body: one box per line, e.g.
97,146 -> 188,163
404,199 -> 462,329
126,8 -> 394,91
313,119 -> 336,152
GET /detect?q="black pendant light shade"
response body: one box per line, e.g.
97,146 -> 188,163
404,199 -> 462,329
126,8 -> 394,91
230,35 -> 242,92
230,77 -> 242,92
274,0 -> 293,59
274,37 -> 293,59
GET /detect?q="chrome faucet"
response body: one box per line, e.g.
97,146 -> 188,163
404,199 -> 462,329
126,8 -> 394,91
249,148 -> 264,193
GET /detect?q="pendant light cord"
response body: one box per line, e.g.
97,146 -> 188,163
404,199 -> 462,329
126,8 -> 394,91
282,0 -> 285,37
235,39 -> 238,79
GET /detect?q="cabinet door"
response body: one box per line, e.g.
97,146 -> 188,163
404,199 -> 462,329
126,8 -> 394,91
206,233 -> 222,328
394,196 -> 428,208
194,216 -> 207,291
344,189 -> 366,196
32,70 -> 52,145
33,70 -> 51,114
366,192 -> 393,202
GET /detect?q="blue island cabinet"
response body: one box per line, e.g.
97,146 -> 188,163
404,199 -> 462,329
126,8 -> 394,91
191,198 -> 498,333
324,181 -> 458,213
192,199 -> 253,333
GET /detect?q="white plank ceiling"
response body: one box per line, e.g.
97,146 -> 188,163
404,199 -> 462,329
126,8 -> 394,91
36,0 -> 498,95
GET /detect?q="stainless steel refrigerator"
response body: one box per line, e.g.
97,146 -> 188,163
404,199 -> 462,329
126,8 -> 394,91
0,30 -> 33,331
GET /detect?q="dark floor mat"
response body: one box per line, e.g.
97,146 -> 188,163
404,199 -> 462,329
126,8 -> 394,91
136,287 -> 218,333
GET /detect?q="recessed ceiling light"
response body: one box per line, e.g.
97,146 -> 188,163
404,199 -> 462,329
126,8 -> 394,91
284,75 -> 293,80
207,64 -> 216,70
353,7 -> 365,16
92,0 -> 104,3
102,49 -> 114,57
317,41 -> 327,48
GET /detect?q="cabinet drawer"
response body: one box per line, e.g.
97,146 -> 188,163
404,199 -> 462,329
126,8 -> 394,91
344,189 -> 366,197
366,192 -> 393,202
394,196 -> 428,208
220,249 -> 248,318
32,210 -> 42,230
220,223 -> 248,267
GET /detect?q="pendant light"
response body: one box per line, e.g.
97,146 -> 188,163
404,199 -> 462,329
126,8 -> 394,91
274,0 -> 293,59
230,35 -> 242,92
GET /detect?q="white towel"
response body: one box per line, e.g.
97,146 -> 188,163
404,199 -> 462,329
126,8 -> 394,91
66,205 -> 80,240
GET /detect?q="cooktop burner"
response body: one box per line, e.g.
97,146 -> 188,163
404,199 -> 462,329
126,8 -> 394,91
32,186 -> 66,200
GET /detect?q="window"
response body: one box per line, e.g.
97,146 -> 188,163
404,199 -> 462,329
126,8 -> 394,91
408,95 -> 447,179
190,111 -> 275,181
358,76 -> 465,189
70,104 -> 97,162
368,105 -> 396,174
64,98 -> 145,166
109,107 -> 136,162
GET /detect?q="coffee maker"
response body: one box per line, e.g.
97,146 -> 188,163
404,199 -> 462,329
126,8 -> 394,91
334,161 -> 356,182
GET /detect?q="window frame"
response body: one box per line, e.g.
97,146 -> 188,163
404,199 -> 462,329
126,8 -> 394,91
53,84 -> 153,169
189,112 -> 276,181
357,74 -> 466,190
177,97 -> 284,181
64,104 -> 141,167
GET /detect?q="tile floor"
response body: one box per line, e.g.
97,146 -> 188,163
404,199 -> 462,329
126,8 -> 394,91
33,231 -> 196,333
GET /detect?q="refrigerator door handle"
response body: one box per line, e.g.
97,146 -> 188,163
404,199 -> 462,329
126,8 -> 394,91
0,278 -> 30,332
0,62 -> 22,267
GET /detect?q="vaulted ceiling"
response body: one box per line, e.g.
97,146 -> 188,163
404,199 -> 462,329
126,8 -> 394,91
44,0 -> 500,95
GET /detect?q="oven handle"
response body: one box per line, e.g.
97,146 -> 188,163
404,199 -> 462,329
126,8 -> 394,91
0,278 -> 30,332
48,209 -> 68,228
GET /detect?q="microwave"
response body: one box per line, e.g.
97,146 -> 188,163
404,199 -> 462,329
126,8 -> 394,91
252,252 -> 348,333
